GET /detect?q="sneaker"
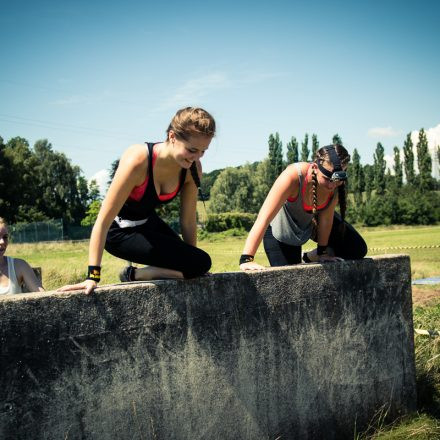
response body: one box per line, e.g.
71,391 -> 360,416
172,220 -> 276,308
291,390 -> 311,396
119,266 -> 136,282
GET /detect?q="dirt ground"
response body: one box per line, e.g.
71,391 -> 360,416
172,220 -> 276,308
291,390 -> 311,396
412,286 -> 440,306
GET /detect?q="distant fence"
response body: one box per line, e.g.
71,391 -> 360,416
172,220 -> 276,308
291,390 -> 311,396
10,219 -> 92,243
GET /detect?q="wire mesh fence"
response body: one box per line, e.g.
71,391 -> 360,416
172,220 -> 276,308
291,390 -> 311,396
10,219 -> 92,243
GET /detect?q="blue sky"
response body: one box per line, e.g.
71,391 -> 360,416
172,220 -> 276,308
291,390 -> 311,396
1,0 -> 439,192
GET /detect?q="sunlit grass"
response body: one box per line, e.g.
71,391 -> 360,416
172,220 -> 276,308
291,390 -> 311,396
7,224 -> 440,290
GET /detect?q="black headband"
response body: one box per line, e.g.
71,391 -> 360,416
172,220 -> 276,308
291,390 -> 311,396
316,145 -> 348,182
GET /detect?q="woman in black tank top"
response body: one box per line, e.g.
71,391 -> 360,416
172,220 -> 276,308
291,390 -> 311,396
58,107 -> 216,295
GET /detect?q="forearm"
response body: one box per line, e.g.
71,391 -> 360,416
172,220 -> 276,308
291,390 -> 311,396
242,218 -> 267,256
181,222 -> 197,247
88,221 -> 110,266
317,216 -> 333,246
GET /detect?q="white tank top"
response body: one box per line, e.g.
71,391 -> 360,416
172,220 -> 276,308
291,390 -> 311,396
0,257 -> 22,295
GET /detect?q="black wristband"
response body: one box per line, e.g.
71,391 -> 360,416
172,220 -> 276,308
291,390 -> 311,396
239,254 -> 254,265
317,245 -> 328,256
86,265 -> 101,282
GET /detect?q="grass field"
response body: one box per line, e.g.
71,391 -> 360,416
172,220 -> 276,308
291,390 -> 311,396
6,224 -> 440,439
8,224 -> 439,289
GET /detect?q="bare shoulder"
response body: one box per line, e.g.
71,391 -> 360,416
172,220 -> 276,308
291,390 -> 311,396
119,144 -> 148,170
282,163 -> 303,182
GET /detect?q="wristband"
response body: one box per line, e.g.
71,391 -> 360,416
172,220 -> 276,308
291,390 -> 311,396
86,265 -> 101,282
317,245 -> 328,256
239,254 -> 254,265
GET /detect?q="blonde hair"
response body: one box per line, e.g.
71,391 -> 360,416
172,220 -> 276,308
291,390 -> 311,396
0,217 -> 7,228
166,107 -> 216,141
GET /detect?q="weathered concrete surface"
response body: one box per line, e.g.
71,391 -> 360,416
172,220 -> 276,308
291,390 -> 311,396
0,255 -> 416,439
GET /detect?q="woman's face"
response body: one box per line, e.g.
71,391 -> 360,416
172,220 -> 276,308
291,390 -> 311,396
316,160 -> 346,191
170,132 -> 212,169
0,225 -> 9,258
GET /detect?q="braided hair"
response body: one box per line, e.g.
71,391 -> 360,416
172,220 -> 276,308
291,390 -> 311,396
311,144 -> 350,239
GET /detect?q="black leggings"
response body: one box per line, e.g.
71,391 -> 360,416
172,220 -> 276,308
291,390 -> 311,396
105,213 -> 211,279
263,213 -> 367,266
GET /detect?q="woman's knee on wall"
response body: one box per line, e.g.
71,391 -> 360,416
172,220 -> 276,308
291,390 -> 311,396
183,249 -> 212,278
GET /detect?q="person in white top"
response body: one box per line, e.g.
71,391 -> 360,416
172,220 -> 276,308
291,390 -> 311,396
0,217 -> 44,295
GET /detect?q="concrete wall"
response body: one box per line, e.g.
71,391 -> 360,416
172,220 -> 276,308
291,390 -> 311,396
0,255 -> 416,439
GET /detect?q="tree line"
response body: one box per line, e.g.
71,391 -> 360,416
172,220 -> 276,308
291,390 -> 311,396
1,129 -> 439,230
205,130 -> 440,227
0,135 -> 100,225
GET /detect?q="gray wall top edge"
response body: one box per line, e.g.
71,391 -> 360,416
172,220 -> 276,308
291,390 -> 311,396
0,254 -> 410,304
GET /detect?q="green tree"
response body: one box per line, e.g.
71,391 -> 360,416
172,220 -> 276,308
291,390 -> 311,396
364,164 -> 374,201
416,128 -> 432,190
201,168 -> 223,200
311,134 -> 319,159
403,133 -> 415,185
252,159 -> 272,211
81,200 -> 102,226
351,149 -> 363,206
88,179 -> 102,202
0,136 -> 16,221
32,139 -> 88,224
393,146 -> 403,188
332,134 -> 343,145
268,133 -> 283,183
373,142 -> 386,195
4,136 -> 45,222
107,159 -> 120,188
209,166 -> 254,213
286,137 -> 299,164
300,133 -> 309,162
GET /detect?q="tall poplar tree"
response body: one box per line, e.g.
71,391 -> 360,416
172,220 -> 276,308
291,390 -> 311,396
351,149 -> 363,205
268,132 -> 283,183
286,136 -> 299,164
416,128 -> 432,190
364,164 -> 374,201
373,142 -> 386,195
311,134 -> 319,159
332,134 -> 343,145
393,146 -> 403,188
403,133 -> 415,185
300,133 -> 309,162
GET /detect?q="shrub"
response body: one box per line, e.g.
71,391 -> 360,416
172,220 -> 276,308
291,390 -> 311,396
205,212 -> 257,232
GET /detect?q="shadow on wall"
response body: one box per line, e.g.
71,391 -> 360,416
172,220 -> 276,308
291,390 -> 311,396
0,255 -> 416,440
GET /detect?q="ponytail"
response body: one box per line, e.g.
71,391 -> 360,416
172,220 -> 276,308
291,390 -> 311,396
338,184 -> 347,236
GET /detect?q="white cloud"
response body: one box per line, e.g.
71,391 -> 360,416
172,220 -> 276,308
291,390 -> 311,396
367,126 -> 400,138
88,169 -> 109,197
157,73 -> 231,111
156,70 -> 284,112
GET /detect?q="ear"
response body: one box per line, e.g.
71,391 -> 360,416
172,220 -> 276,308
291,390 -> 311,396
168,130 -> 176,143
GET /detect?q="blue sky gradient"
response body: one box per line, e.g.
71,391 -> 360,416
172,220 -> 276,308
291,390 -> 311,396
1,0 -> 439,191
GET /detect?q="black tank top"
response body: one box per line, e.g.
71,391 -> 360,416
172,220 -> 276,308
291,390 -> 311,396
117,142 -> 187,220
